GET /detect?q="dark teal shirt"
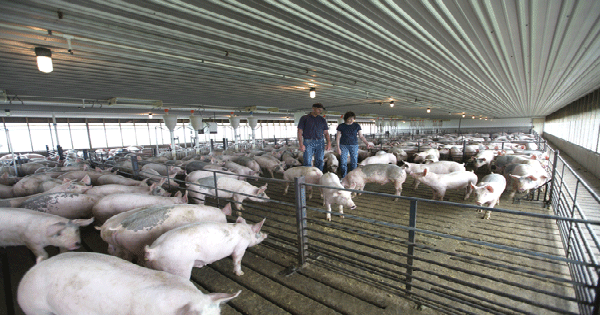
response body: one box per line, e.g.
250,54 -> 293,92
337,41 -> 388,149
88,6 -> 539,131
298,114 -> 328,140
337,123 -> 361,145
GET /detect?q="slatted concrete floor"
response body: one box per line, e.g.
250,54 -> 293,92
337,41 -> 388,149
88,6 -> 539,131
2,157 -> 598,314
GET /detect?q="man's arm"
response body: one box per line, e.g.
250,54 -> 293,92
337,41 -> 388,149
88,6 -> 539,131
324,130 -> 331,151
297,127 -> 305,152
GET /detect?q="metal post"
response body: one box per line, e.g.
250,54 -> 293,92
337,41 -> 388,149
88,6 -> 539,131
565,180 -> 580,256
131,155 -> 139,179
223,138 -> 228,151
294,176 -> 308,267
462,140 -> 467,163
210,139 -> 214,152
406,199 -> 418,291
546,150 -> 560,207
83,149 -> 89,160
213,171 -> 220,208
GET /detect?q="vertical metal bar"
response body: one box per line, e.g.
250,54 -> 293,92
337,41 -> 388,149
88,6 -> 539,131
131,155 -> 139,180
68,119 -> 74,149
85,119 -> 93,150
213,171 -> 220,208
462,140 -> 467,163
26,118 -> 34,152
592,273 -> 600,315
547,150 -> 560,207
566,180 -> 580,256
294,176 -> 308,267
165,164 -> 171,190
406,199 -> 418,292
0,248 -> 15,315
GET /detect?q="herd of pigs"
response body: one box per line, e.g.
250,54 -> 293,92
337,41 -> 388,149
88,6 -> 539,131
0,131 -> 550,314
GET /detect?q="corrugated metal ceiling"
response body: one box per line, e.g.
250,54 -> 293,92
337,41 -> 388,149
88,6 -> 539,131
1,0 -> 600,120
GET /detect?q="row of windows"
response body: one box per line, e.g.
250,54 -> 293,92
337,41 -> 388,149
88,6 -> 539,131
545,88 -> 600,153
0,121 -> 379,153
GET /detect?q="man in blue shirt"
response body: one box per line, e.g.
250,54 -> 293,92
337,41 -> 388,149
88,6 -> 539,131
297,103 -> 331,171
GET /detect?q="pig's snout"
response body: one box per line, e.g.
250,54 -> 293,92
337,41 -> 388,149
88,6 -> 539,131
68,242 -> 81,250
350,205 -> 357,210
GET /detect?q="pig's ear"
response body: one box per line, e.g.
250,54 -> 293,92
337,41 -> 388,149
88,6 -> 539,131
46,222 -> 66,237
469,183 -> 475,190
182,191 -> 188,203
527,175 -> 538,181
259,183 -> 268,190
252,218 -> 266,233
236,216 -> 246,224
485,185 -> 495,193
207,290 -> 241,305
222,203 -> 232,216
174,190 -> 182,197
62,178 -> 74,183
1,172 -> 7,179
158,178 -> 166,186
149,182 -> 158,190
71,217 -> 94,227
96,167 -> 101,171
422,168 -> 428,176
509,174 -> 520,179
82,164 -> 89,171
140,178 -> 149,186
80,175 -> 92,186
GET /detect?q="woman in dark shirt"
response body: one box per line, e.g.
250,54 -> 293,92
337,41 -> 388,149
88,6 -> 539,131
335,111 -> 372,178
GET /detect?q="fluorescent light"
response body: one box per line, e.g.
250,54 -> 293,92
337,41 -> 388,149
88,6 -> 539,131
35,47 -> 53,73
149,112 -> 153,119
309,87 -> 316,98
108,97 -> 163,108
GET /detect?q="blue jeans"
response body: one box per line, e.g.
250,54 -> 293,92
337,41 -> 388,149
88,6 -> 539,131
303,139 -> 325,171
339,144 -> 359,178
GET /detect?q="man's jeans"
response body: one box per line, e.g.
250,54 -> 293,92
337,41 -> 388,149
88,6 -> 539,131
339,144 -> 359,178
303,139 -> 325,171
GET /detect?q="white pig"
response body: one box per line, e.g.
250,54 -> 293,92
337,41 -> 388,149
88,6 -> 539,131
0,208 -> 93,263
324,152 -> 339,173
92,192 -> 188,224
100,203 -> 231,263
85,181 -> 169,197
20,192 -> 102,219
320,172 -> 356,221
505,163 -> 549,199
17,252 -> 239,315
282,166 -> 323,200
470,174 -> 507,220
96,174 -> 149,186
341,164 -> 406,200
401,161 -> 466,189
409,168 -> 478,201
359,153 -> 397,166
472,150 -> 496,172
187,176 -> 269,213
145,217 -> 267,278
253,155 -> 285,178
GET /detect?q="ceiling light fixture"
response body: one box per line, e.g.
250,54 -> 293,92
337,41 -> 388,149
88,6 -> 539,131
472,115 -> 475,119
390,101 -> 394,108
427,108 -> 431,113
149,112 -> 153,119
35,47 -> 53,73
5,109 -> 10,116
462,113 -> 465,118
309,87 -> 316,98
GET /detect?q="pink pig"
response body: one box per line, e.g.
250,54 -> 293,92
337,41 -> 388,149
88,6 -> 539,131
145,217 -> 267,279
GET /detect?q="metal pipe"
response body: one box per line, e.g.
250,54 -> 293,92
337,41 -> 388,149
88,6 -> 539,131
406,199 -> 417,291
294,176 -> 308,267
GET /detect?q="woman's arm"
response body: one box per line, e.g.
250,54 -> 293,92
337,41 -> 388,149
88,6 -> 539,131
358,130 -> 372,148
335,130 -> 342,154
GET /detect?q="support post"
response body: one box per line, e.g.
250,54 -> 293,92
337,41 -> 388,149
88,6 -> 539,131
546,150 -> 560,208
294,176 -> 308,267
406,199 -> 418,292
131,155 -> 139,180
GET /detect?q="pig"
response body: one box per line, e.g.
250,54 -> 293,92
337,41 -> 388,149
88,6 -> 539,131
100,203 -> 231,263
232,156 -> 261,173
85,181 -> 169,197
0,208 -> 93,263
0,180 -> 93,208
224,161 -> 259,179
58,168 -> 114,185
320,172 -> 356,221
493,154 -> 533,174
409,168 -> 478,201
20,162 -> 46,175
389,147 -> 408,162
187,177 -> 269,213
0,183 -> 14,198
470,174 -> 507,220
472,150 -> 496,172
281,151 -> 302,168
20,192 -> 102,219
145,217 -> 267,278
401,161 -> 466,189
341,164 -> 406,200
253,155 -> 285,178
282,166 -> 323,200
505,163 -> 549,199
0,172 -> 20,186
11,174 -> 56,197
142,163 -> 185,176
413,148 -> 440,163
17,252 -> 240,315
324,152 -> 339,173
97,174 -> 149,186
92,192 -> 188,224
358,152 -> 397,166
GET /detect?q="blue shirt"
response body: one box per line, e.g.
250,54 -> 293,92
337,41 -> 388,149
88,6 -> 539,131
337,122 -> 361,145
298,114 -> 328,140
